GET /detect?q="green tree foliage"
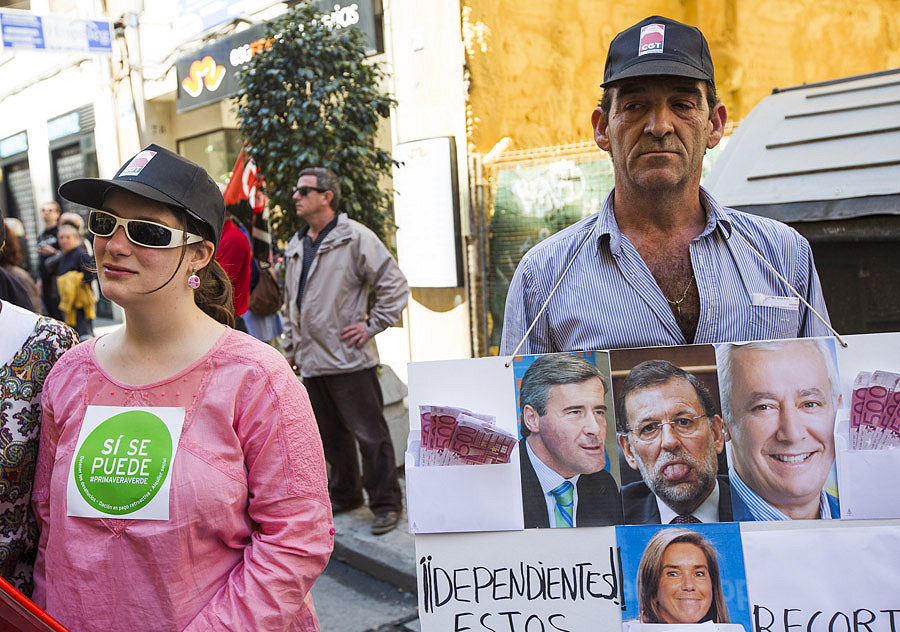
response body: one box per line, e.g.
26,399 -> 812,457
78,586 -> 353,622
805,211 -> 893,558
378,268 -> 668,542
234,2 -> 396,244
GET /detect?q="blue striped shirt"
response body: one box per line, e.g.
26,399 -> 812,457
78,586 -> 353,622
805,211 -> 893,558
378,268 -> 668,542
729,468 -> 834,521
500,187 -> 832,355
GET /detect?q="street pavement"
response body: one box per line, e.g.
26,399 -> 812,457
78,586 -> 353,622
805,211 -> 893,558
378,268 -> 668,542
312,559 -> 418,632
324,479 -> 420,629
330,480 -> 416,593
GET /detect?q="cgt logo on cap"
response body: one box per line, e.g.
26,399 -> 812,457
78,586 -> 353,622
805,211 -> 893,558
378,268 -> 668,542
639,24 -> 665,56
120,150 -> 157,177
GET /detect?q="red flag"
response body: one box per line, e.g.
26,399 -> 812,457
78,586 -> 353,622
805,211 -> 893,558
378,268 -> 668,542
223,148 -> 268,214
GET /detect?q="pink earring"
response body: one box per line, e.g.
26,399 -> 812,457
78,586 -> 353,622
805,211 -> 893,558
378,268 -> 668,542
188,268 -> 200,289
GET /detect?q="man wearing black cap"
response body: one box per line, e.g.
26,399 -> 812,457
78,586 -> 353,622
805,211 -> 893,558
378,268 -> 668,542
500,16 -> 831,355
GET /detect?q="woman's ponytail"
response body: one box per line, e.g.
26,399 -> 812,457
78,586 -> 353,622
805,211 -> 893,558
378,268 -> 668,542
194,260 -> 235,327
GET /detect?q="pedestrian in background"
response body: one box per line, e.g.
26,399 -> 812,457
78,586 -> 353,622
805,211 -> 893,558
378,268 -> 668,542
54,223 -> 95,340
3,216 -> 34,275
244,251 -> 285,348
215,210 -> 252,332
36,201 -> 63,320
59,211 -> 91,254
1,219 -> 41,312
33,144 -> 333,631
284,167 -> 408,535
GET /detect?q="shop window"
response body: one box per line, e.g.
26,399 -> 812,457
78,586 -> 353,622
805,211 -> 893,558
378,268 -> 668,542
177,129 -> 244,184
1,160 -> 38,274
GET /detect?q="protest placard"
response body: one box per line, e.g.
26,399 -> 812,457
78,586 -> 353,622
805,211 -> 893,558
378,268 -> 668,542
406,333 -> 900,631
835,333 -> 900,519
406,356 -> 524,533
617,523 -> 750,630
741,523 -> 900,632
415,527 -> 621,632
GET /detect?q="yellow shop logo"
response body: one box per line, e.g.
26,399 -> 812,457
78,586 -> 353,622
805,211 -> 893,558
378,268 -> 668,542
181,55 -> 226,98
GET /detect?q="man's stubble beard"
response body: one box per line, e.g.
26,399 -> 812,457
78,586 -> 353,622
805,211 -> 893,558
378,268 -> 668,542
635,444 -> 718,516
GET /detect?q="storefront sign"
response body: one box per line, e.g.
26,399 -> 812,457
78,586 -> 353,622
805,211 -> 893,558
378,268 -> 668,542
47,111 -> 81,141
175,21 -> 270,112
177,0 -> 276,36
175,2 -> 380,112
314,0 -> 381,56
0,9 -> 112,54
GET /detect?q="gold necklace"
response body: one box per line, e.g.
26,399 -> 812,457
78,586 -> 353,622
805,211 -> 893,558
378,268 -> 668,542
665,274 -> 694,316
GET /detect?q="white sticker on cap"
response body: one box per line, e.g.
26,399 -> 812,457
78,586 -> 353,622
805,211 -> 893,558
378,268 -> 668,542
639,24 -> 665,55
120,150 -> 157,176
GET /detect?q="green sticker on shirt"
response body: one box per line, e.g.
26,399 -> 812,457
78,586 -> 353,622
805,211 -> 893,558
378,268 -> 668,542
73,410 -> 173,514
68,406 -> 186,520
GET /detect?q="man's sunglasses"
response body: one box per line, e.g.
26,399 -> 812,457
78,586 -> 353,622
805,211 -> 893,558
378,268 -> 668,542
88,210 -> 205,249
293,186 -> 328,197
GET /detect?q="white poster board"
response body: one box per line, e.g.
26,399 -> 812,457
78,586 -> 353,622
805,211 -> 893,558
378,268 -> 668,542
741,524 -> 900,631
415,528 -> 622,632
835,333 -> 900,519
406,356 -> 523,532
393,136 -> 461,287
406,334 -> 900,631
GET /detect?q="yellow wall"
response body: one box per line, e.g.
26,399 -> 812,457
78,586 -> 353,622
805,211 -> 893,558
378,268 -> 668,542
463,0 -> 900,153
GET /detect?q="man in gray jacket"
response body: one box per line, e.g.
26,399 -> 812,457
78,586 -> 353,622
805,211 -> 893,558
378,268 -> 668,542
284,167 -> 409,535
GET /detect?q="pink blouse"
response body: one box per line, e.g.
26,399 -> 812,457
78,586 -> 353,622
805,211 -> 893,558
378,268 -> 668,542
32,329 -> 333,631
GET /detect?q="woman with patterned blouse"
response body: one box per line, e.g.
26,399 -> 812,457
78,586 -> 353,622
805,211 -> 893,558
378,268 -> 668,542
0,215 -> 79,594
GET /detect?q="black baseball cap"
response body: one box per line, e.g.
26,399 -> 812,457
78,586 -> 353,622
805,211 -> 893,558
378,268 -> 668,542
602,16 -> 714,87
58,144 -> 225,245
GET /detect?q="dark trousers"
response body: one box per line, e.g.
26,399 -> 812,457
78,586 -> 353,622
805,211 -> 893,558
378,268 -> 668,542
304,367 -> 402,515
41,275 -> 62,321
74,309 -> 94,340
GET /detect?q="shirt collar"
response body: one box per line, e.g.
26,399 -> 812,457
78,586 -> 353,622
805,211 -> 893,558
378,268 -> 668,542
730,467 -> 832,520
596,186 -> 733,256
699,186 -> 733,238
525,439 -> 580,494
299,213 -> 339,243
656,479 -> 721,524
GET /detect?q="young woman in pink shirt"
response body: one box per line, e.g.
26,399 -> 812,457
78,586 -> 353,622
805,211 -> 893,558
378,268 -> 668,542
32,145 -> 333,631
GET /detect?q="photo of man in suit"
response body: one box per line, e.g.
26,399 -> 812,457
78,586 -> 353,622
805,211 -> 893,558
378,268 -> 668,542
716,339 -> 841,521
518,353 -> 624,528
617,360 -> 732,524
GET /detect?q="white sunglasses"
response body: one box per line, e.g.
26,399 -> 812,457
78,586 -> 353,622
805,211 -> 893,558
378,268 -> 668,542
89,210 -> 204,249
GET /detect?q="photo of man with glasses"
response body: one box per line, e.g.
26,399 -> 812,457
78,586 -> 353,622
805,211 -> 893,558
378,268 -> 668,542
616,359 -> 732,524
